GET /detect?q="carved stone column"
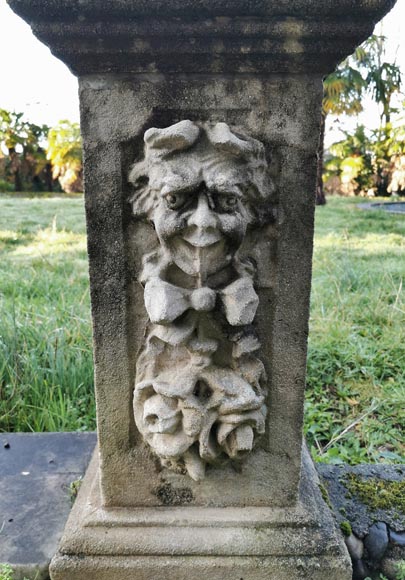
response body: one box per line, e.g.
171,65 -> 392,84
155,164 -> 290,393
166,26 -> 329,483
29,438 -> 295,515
8,1 -> 395,578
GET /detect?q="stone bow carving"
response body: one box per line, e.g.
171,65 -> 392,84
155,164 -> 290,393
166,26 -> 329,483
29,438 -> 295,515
129,120 -> 274,481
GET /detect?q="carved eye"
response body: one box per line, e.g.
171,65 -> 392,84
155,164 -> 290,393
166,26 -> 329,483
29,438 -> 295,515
165,192 -> 187,210
217,194 -> 238,211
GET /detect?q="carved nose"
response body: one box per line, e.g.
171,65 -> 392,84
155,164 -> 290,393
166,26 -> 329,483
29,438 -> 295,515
188,194 -> 217,229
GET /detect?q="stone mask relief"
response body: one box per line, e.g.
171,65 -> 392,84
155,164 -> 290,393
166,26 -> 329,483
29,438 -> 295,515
129,120 -> 274,481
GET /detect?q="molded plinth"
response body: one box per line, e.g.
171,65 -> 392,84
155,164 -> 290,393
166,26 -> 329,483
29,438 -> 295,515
50,448 -> 352,580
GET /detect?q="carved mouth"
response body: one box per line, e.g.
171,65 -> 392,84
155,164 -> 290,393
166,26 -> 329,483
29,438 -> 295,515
180,238 -> 223,252
181,229 -> 222,247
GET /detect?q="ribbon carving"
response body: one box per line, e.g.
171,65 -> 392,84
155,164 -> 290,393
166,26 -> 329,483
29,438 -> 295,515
129,121 -> 274,480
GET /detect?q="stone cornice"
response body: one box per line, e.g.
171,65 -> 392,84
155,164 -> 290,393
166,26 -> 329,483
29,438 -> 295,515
7,0 -> 397,75
6,0 -> 397,19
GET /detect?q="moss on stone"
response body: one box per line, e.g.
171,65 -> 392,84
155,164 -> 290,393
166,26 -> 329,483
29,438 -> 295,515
319,482 -> 332,509
155,483 -> 194,506
345,473 -> 405,515
340,520 -> 352,537
69,478 -> 83,502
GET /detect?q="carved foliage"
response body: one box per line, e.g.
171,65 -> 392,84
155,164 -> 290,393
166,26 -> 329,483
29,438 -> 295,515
129,120 -> 273,481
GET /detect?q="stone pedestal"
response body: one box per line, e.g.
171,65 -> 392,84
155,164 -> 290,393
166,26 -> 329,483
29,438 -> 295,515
7,1 -> 395,578
50,448 -> 350,580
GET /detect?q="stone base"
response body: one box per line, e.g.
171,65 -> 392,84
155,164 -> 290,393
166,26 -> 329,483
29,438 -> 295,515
50,449 -> 352,580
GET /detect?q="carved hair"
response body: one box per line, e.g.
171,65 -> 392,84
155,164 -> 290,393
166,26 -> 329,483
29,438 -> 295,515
129,120 -> 274,223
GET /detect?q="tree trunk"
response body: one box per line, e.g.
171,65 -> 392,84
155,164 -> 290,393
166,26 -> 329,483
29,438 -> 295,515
315,112 -> 327,206
44,162 -> 54,192
9,148 -> 23,192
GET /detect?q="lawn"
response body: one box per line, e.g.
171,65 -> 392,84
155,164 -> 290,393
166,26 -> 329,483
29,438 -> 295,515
0,195 -> 94,432
307,197 -> 405,464
0,194 -> 404,464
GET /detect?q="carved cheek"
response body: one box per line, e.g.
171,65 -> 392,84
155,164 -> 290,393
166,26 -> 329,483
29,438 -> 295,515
217,212 -> 247,244
153,207 -> 187,242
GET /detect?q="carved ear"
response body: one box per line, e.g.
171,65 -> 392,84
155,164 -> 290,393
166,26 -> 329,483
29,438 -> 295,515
130,188 -> 159,219
144,120 -> 200,152
208,123 -> 258,159
128,161 -> 148,188
129,161 -> 158,218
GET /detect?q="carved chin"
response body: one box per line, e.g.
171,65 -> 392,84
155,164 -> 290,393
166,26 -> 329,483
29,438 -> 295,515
168,237 -> 233,277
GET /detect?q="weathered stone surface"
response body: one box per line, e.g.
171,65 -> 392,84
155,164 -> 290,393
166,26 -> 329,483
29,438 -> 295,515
317,463 -> 405,580
51,556 -> 349,580
0,433 -> 96,580
364,522 -> 389,563
130,121 -> 269,480
390,530 -> 405,547
6,0 -> 397,18
352,558 -> 370,580
345,533 -> 364,561
7,0 -> 396,75
49,448 -> 352,580
76,73 -> 321,508
317,463 -> 405,537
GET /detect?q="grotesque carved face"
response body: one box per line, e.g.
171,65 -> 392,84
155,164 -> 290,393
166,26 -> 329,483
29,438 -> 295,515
130,121 -> 272,480
151,174 -> 251,278
130,121 -> 273,279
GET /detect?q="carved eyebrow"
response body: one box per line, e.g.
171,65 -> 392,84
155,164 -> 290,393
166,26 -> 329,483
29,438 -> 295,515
209,184 -> 244,197
160,181 -> 202,197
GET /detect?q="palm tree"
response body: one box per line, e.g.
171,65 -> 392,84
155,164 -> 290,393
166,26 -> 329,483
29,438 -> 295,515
46,120 -> 83,193
316,50 -> 366,205
361,35 -> 402,195
317,35 -> 401,204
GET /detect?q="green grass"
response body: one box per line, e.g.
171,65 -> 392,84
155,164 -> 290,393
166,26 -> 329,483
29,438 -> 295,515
0,563 -> 38,580
307,196 -> 405,464
0,194 -> 404,465
0,194 -> 95,432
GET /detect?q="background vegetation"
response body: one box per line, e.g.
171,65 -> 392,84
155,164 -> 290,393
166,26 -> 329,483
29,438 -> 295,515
0,195 -> 94,432
0,111 -> 82,194
0,195 -> 403,464
307,197 -> 404,464
319,34 -> 404,204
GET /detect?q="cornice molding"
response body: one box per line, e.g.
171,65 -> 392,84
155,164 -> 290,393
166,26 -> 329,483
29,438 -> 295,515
7,1 -> 397,76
